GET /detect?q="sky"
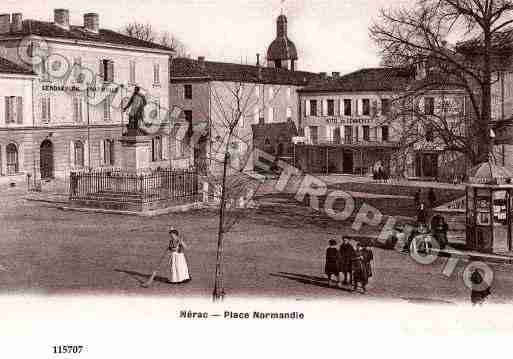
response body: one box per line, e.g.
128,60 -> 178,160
4,0 -> 411,74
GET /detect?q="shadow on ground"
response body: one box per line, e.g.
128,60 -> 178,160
270,272 -> 355,293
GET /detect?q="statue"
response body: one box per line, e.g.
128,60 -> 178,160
122,86 -> 147,136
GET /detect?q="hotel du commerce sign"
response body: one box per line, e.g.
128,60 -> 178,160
325,117 -> 374,125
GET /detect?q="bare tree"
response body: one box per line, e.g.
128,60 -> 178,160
122,22 -> 189,56
370,0 -> 513,165
122,22 -> 156,42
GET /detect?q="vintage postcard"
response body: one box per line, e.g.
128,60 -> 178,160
1,0 -> 512,357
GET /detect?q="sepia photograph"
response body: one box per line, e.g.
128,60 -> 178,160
1,0 -> 513,356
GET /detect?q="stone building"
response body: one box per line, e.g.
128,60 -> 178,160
169,13 -> 318,174
0,9 -> 174,182
297,67 -> 468,179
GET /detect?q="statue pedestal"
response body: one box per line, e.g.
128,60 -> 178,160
119,135 -> 152,172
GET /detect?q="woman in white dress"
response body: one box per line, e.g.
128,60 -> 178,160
168,228 -> 191,284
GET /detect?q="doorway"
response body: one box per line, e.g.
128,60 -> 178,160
40,140 -> 54,179
342,150 -> 354,174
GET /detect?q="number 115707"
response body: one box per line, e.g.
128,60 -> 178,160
53,346 -> 84,354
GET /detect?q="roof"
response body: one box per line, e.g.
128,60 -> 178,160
267,37 -> 298,61
0,56 -> 34,75
251,120 -> 298,138
298,67 -> 414,93
1,20 -> 174,53
170,58 -> 319,86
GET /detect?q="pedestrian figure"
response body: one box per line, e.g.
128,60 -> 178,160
362,246 -> 374,279
428,188 -> 437,209
167,227 -> 191,284
414,189 -> 421,210
417,202 -> 427,225
325,239 -> 341,287
339,237 -> 355,285
352,243 -> 369,292
470,268 -> 491,306
431,215 -> 449,249
122,86 -> 147,135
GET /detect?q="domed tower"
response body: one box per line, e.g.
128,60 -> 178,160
266,14 -> 298,71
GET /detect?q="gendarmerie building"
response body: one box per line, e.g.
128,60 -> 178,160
169,12 -> 318,173
0,9 -> 174,183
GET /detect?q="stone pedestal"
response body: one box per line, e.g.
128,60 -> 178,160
119,135 -> 152,172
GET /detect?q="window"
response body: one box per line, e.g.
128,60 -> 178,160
381,126 -> 390,142
425,124 -> 434,142
6,143 -> 18,175
73,97 -> 83,122
103,95 -> 111,121
344,99 -> 352,116
333,127 -> 341,144
362,99 -> 371,116
381,98 -> 390,115
184,84 -> 192,99
103,139 -> 115,166
310,100 -> 317,116
5,96 -> 22,124
99,59 -> 114,82
363,125 -> 370,141
327,99 -> 335,116
152,136 -> 163,162
41,97 -> 51,123
73,57 -> 83,83
424,97 -> 435,115
309,126 -> 319,144
74,141 -> 84,167
129,60 -> 136,84
184,110 -> 193,137
354,126 -> 360,142
344,126 -> 352,143
153,63 -> 160,84
286,107 -> 292,121
268,107 -> 274,122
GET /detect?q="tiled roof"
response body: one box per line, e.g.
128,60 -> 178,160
298,67 -> 414,93
170,57 -> 319,86
251,120 -> 298,138
3,20 -> 174,53
0,56 -> 34,75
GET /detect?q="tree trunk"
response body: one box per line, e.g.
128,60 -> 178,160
476,29 -> 493,165
213,151 -> 229,302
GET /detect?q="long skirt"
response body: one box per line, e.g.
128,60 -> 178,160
169,252 -> 190,283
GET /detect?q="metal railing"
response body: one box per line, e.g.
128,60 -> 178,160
69,168 -> 199,205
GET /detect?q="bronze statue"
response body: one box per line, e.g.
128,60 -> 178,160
122,86 -> 147,135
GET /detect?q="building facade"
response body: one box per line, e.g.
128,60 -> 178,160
297,67 -> 468,179
0,9 -> 174,182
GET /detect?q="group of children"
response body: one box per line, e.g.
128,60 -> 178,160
325,237 -> 374,292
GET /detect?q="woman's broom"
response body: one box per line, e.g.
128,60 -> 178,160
142,247 -> 169,288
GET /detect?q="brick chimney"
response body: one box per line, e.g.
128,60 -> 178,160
84,13 -> 99,33
197,56 -> 205,69
0,14 -> 10,34
319,72 -> 327,80
10,13 -> 22,32
54,9 -> 70,30
256,53 -> 260,66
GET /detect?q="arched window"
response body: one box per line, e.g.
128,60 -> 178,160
104,139 -> 115,166
6,143 -> 19,175
74,140 -> 84,167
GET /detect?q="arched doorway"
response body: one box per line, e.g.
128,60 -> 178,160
40,140 -> 54,179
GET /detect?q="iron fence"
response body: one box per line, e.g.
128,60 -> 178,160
69,168 -> 200,205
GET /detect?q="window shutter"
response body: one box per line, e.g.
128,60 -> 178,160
99,60 -> 104,80
99,140 -> 105,165
304,126 -> 310,144
340,99 -> 344,116
84,140 -> 89,167
316,100 -> 321,116
69,140 -> 75,168
16,97 -> 22,124
306,100 -> 311,116
107,60 -> 114,82
5,97 -> 10,123
162,135 -> 169,160
322,100 -> 328,116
